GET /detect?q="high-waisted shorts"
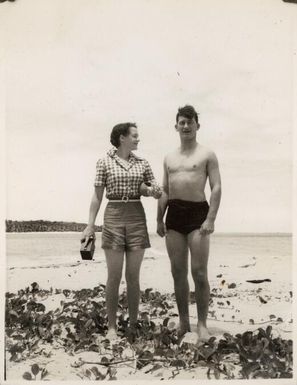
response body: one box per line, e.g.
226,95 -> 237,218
165,199 -> 209,235
102,201 -> 151,251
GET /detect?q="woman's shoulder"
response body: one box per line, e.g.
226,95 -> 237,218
131,152 -> 147,163
96,148 -> 115,164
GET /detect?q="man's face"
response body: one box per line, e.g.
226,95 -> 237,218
175,116 -> 199,139
121,126 -> 139,150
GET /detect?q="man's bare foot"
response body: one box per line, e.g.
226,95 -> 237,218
197,324 -> 211,342
125,325 -> 139,343
105,328 -> 118,341
177,322 -> 191,339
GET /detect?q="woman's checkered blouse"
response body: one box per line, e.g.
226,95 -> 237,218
94,148 -> 156,199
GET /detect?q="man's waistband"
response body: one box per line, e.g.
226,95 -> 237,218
168,199 -> 208,207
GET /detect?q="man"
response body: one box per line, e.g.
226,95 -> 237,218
157,105 -> 221,341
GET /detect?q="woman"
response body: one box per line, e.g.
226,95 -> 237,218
81,122 -> 161,340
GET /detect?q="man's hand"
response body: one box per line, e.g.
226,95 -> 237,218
81,225 -> 96,245
199,219 -> 215,236
157,221 -> 167,237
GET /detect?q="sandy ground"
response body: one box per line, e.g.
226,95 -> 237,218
5,247 -> 293,381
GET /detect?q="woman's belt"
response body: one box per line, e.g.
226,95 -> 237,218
108,196 -> 141,203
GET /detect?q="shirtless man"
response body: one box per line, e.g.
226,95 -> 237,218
157,105 -> 221,341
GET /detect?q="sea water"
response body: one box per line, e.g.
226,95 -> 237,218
6,232 -> 292,269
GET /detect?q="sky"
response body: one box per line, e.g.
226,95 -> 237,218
1,0 -> 296,233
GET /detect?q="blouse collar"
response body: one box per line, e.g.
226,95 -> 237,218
107,148 -> 143,170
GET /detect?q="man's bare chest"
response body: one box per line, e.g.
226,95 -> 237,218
167,154 -> 207,174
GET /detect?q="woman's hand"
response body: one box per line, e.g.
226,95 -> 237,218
140,181 -> 162,199
81,225 -> 96,244
150,181 -> 162,199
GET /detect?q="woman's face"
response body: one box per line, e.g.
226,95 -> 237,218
120,126 -> 139,151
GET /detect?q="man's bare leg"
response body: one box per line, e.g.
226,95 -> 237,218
188,230 -> 211,341
125,249 -> 145,327
166,230 -> 190,336
105,249 -> 124,339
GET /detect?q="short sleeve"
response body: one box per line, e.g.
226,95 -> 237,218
143,160 -> 155,184
94,158 -> 107,187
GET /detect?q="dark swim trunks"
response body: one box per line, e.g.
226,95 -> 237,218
165,199 -> 209,235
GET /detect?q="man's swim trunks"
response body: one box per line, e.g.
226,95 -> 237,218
165,199 -> 209,235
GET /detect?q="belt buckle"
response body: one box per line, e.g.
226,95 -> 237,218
122,195 -> 129,203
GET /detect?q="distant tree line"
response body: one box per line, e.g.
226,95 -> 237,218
5,220 -> 102,233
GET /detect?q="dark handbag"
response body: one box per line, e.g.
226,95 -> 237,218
80,237 -> 95,260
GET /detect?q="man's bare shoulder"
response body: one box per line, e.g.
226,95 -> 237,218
164,148 -> 180,163
197,145 -> 218,161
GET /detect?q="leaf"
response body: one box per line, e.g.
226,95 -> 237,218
258,296 -> 267,304
31,363 -> 40,376
85,319 -> 93,329
139,350 -> 154,361
198,346 -> 216,360
242,331 -> 253,345
23,372 -> 33,380
108,367 -> 117,379
162,317 -> 170,327
101,356 -> 109,364
144,288 -> 153,297
279,372 -> 293,378
9,310 -> 19,318
165,348 -> 175,358
31,282 -> 39,292
265,325 -> 272,338
208,336 -> 217,345
228,283 -> 236,289
91,366 -> 105,380
150,363 -> 163,373
241,362 -> 261,379
171,359 -> 186,368
214,367 -> 220,379
41,368 -> 48,379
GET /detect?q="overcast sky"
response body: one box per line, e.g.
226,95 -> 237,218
1,0 -> 295,233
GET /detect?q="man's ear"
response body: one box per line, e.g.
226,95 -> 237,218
197,123 -> 200,130
175,124 -> 178,131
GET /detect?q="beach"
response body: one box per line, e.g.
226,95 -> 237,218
5,232 -> 293,381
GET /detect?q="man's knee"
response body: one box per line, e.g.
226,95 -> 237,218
171,264 -> 188,282
191,267 -> 208,284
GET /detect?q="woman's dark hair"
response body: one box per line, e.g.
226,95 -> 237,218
110,122 -> 137,148
176,105 -> 199,124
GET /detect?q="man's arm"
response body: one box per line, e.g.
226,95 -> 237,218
81,186 -> 105,242
200,152 -> 222,235
157,158 -> 169,237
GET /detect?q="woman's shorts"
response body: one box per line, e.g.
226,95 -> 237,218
102,201 -> 151,251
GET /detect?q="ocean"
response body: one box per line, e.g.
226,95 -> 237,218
6,232 -> 292,269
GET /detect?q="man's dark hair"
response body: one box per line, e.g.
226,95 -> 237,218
110,122 -> 137,148
176,105 -> 199,124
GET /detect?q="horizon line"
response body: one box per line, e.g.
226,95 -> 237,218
5,219 -> 292,236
